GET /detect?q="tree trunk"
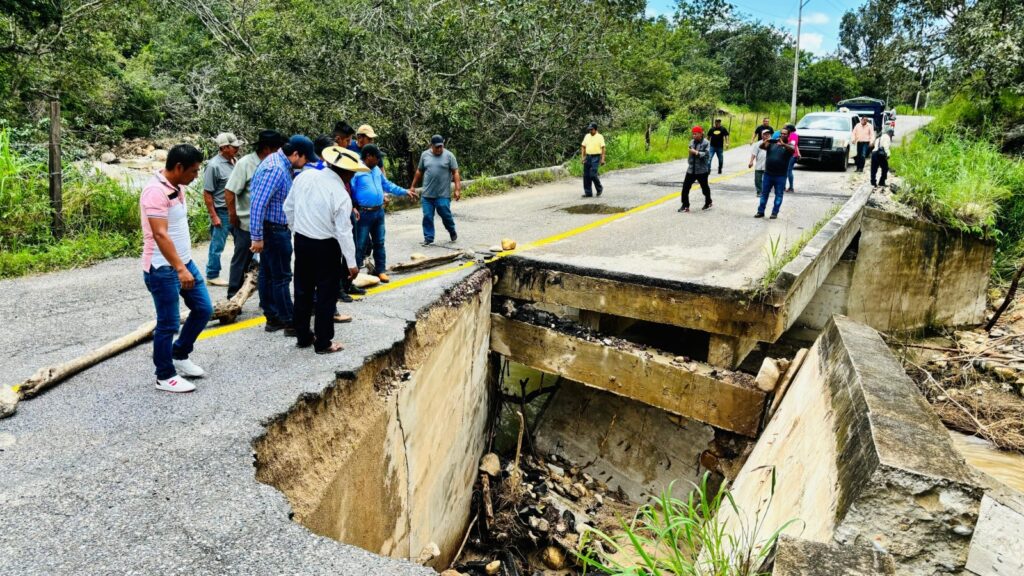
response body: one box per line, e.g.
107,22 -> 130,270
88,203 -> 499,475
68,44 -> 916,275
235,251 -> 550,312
211,266 -> 258,324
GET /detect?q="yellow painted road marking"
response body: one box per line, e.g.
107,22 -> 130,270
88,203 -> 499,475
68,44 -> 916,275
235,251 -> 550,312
199,168 -> 752,339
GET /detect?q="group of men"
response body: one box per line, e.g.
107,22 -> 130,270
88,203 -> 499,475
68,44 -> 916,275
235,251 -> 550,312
850,116 -> 894,187
140,125 -> 462,392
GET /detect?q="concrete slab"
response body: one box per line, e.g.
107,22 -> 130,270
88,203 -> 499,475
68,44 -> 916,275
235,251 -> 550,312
773,535 -> 896,575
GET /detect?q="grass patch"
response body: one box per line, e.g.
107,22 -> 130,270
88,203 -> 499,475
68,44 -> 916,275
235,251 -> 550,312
0,128 -> 209,278
577,471 -> 796,576
756,204 -> 842,297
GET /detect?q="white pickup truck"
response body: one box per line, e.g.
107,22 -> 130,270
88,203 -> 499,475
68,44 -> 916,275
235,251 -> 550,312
793,111 -> 861,171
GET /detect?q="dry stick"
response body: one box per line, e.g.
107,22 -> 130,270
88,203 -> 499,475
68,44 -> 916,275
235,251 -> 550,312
987,262 -> 1024,331
450,513 -> 478,569
512,410 -> 525,487
481,473 -> 494,530
906,358 -> 990,436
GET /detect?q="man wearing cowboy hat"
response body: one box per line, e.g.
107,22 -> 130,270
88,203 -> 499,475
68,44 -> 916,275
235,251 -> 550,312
203,132 -> 243,286
283,146 -> 368,354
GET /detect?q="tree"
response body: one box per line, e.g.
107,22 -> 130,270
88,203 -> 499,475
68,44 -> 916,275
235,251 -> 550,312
716,23 -> 790,103
799,59 -> 861,104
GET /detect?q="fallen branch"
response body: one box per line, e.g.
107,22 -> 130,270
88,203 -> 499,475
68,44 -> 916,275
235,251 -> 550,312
1,320 -> 157,418
211,266 -> 258,324
987,261 -> 1024,331
389,250 -> 474,273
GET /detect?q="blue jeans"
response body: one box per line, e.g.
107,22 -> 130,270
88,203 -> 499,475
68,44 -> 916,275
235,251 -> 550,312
206,207 -> 230,279
758,174 -> 787,216
143,260 -> 213,380
787,156 -> 797,190
709,145 -> 724,172
258,224 -> 293,323
583,155 -> 603,196
421,197 -> 456,243
355,208 -> 387,273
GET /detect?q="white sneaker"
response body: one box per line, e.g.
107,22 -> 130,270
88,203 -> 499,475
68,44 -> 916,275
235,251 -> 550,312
208,277 -> 228,287
172,358 -> 206,378
155,376 -> 196,393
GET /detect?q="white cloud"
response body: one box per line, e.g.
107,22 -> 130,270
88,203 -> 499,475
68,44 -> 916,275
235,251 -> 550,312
787,12 -> 829,26
800,32 -> 825,54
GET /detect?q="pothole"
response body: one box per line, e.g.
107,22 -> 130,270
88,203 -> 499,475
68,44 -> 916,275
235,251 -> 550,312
559,203 -> 627,214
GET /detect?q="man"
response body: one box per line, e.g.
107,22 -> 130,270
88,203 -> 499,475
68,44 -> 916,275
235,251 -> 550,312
249,135 -> 317,334
678,126 -> 712,213
752,117 -> 773,143
202,132 -> 242,286
580,122 -> 606,198
352,144 -> 417,283
284,146 -> 367,354
408,135 -> 461,246
748,129 -> 771,197
756,129 -> 795,219
224,130 -> 285,300
333,121 -> 357,153
354,124 -> 387,176
871,128 -> 894,188
140,144 -> 213,393
851,116 -> 875,172
707,119 -> 729,174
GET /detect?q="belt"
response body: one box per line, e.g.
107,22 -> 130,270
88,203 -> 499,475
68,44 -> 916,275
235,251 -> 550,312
263,221 -> 289,230
357,205 -> 383,212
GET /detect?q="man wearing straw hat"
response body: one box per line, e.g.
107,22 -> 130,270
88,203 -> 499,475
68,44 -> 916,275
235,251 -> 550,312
283,146 -> 368,354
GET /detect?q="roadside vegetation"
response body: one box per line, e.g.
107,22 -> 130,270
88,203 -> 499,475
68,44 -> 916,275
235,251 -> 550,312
0,129 -> 207,278
755,205 -> 842,298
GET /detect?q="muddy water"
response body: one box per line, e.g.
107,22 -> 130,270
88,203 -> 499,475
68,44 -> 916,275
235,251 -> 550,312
949,431 -> 1024,492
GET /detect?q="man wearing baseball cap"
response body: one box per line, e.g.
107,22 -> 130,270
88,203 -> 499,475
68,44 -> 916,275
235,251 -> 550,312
249,135 -> 318,335
283,146 -> 368,354
580,122 -> 606,198
203,132 -> 243,286
408,135 -> 461,245
679,126 -> 712,213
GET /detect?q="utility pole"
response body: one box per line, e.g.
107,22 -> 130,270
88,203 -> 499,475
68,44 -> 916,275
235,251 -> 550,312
923,66 -> 935,110
789,0 -> 811,124
48,98 -> 64,239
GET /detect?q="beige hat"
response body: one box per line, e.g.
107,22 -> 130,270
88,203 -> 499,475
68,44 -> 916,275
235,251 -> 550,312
355,124 -> 377,139
214,132 -> 244,148
321,146 -> 370,172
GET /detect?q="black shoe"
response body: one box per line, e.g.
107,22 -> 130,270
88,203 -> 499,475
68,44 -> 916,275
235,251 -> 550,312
596,190 -> 602,197
346,285 -> 366,296
581,194 -> 592,198
754,213 -> 764,218
265,319 -> 286,332
421,240 -> 434,246
769,214 -> 778,219
449,232 -> 458,242
678,206 -> 690,213
702,202 -> 712,211
338,291 -> 353,303
718,168 -> 722,174
296,338 -> 313,349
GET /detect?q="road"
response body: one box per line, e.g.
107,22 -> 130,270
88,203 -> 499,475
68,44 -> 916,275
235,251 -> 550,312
0,116 -> 930,575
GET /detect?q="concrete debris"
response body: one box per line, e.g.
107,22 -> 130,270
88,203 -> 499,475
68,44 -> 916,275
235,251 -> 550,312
755,357 -> 783,392
416,541 -> 440,564
484,560 -> 501,574
479,453 -> 501,477
501,238 -> 517,251
0,385 -> 18,418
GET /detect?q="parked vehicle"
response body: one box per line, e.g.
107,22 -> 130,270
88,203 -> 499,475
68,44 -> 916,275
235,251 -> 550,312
837,96 -> 886,131
794,111 -> 861,171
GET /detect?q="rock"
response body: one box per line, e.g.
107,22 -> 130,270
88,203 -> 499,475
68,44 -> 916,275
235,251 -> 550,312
99,152 -> 117,163
755,358 -> 783,392
953,525 -> 973,537
546,463 -> 565,477
485,560 -> 501,575
542,546 -> 566,570
152,149 -> 168,161
352,273 -> 382,289
488,245 -> 503,252
409,252 -> 427,261
480,453 -> 501,477
416,541 -> 440,564
440,571 -> 463,576
572,482 -> 588,498
144,144 -> 156,154
501,238 -> 517,251
593,493 -> 604,505
0,385 -> 18,419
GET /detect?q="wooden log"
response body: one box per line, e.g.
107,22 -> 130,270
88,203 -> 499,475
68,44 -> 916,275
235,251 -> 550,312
389,250 -> 473,273
211,266 -> 258,324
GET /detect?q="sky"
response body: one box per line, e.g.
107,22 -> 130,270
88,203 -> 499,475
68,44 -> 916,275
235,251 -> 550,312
646,0 -> 866,57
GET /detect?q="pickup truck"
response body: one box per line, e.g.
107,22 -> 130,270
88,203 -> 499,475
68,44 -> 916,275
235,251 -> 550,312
794,111 -> 860,171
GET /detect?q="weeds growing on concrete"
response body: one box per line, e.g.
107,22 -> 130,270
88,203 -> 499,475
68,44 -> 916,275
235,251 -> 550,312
577,472 -> 794,576
755,205 -> 841,298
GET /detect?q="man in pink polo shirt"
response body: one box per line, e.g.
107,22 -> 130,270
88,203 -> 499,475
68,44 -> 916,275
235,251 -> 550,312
140,144 -> 213,393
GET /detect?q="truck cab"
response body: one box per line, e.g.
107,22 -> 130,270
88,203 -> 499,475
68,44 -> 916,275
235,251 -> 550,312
794,111 -> 860,171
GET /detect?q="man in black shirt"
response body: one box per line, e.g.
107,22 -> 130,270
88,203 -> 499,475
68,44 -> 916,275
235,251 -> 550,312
755,128 -> 795,219
707,119 -> 729,174
752,117 -> 773,143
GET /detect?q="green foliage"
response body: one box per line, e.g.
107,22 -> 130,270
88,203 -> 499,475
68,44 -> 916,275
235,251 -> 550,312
577,472 -> 796,576
799,59 -> 861,105
757,204 -> 842,297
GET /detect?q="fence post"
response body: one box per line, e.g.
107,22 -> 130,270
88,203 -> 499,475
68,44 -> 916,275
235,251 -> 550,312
645,123 -> 651,153
48,99 -> 64,240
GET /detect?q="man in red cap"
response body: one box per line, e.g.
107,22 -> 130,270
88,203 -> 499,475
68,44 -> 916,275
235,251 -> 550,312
678,126 -> 712,213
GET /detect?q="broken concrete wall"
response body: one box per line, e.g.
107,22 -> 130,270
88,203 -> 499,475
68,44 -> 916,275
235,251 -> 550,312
253,270 -> 493,569
793,259 -> 854,336
846,208 -> 993,332
534,379 -> 716,503
772,535 -> 896,575
724,315 -> 985,575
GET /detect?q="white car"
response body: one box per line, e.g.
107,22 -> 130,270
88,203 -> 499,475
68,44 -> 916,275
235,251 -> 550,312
793,111 -> 861,171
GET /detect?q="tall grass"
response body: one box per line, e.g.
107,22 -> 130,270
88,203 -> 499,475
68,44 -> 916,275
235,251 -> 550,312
0,129 -> 209,278
577,472 -> 796,576
755,204 -> 842,298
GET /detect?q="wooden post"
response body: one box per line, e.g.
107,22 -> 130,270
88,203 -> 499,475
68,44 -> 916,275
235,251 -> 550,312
48,99 -> 64,239
645,123 -> 651,153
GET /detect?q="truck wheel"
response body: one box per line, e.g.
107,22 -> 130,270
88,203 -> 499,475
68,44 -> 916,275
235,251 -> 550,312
836,147 -> 849,171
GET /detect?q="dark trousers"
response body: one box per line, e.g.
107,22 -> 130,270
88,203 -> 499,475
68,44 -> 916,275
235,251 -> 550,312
855,142 -> 871,171
293,233 -> 341,351
870,151 -> 889,186
258,223 -> 293,324
681,171 -> 711,208
227,226 -> 256,300
583,155 -> 603,196
709,146 -> 724,172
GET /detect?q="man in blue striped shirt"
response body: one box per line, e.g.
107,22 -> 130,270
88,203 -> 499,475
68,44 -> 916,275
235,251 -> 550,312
351,144 -> 417,283
249,135 -> 317,334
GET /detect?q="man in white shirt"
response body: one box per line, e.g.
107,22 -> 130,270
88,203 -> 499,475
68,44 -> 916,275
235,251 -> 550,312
871,128 -> 894,188
283,146 -> 368,354
748,129 -> 771,197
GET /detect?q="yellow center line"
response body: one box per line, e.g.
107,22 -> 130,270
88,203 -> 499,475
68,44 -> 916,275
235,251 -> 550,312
199,168 -> 752,340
